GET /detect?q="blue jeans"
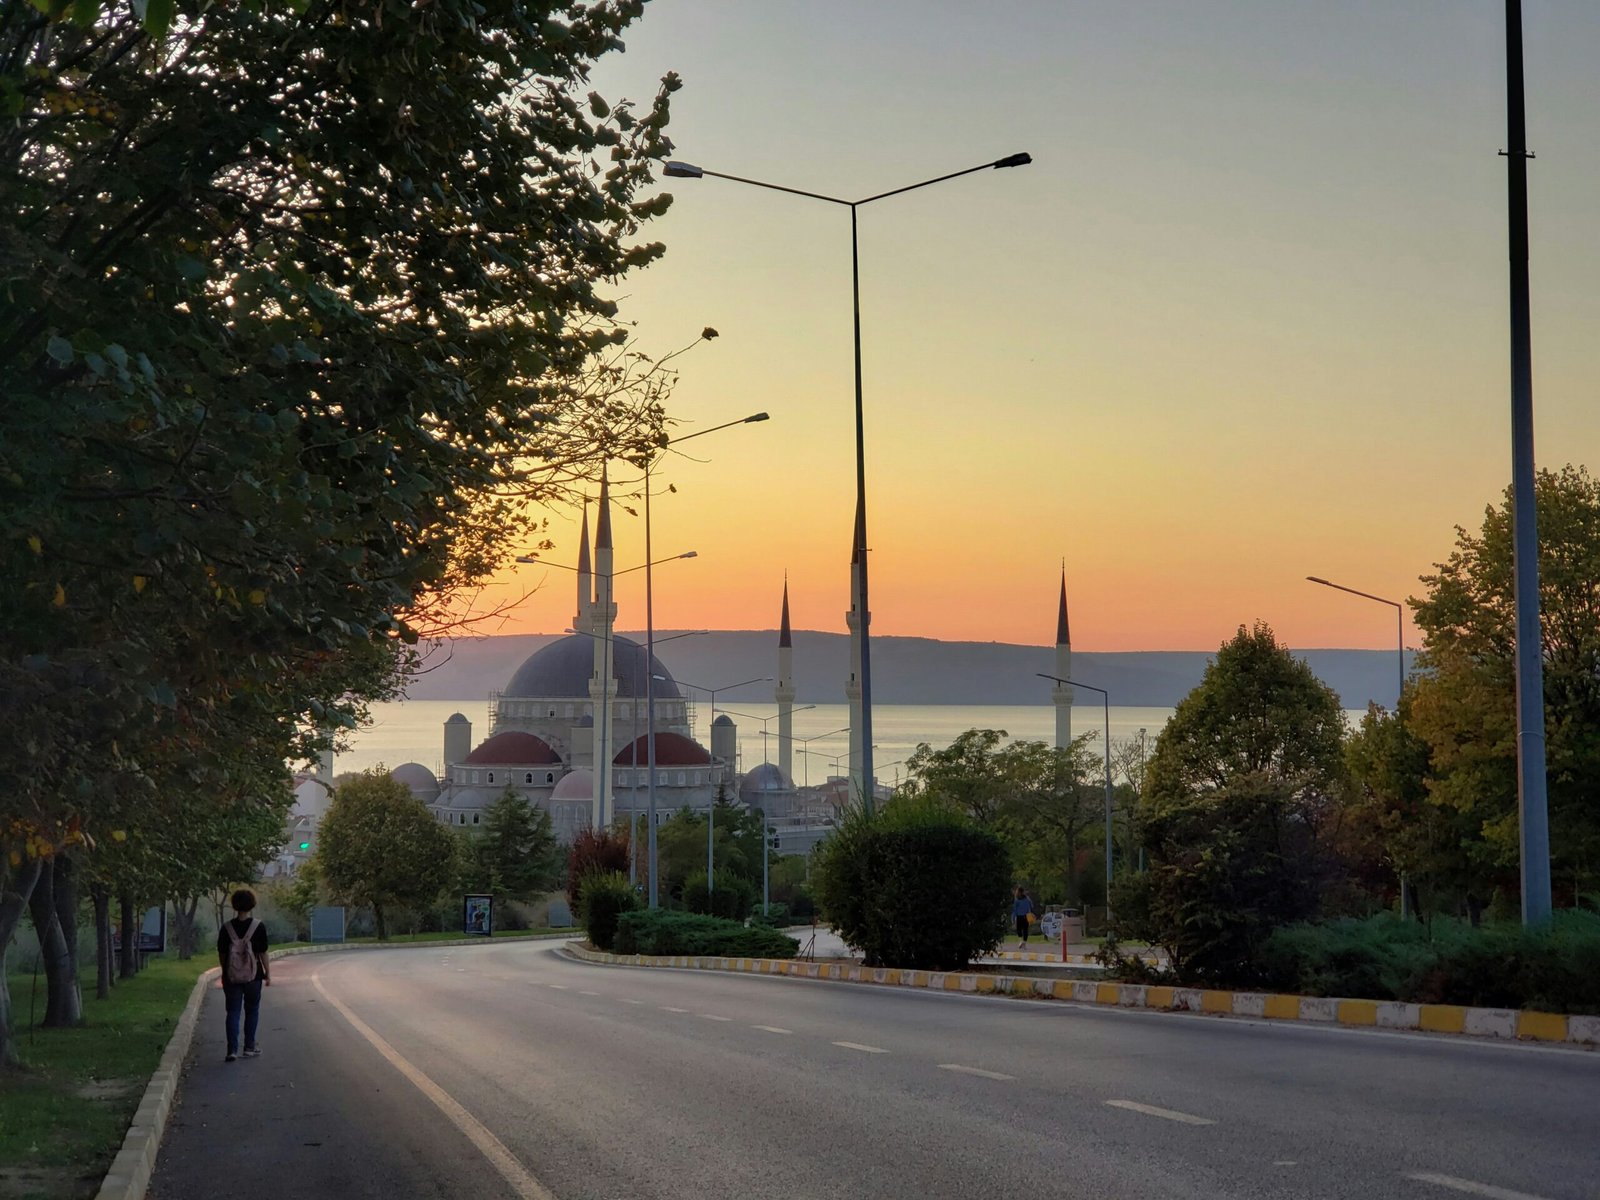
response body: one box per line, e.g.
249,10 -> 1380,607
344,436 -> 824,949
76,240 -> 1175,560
223,978 -> 263,1054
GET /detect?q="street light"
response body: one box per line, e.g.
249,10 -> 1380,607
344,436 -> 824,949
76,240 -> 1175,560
1037,673 -> 1115,910
1305,576 -> 1404,706
788,726 -> 851,787
641,412 -> 770,908
667,152 -> 1031,813
720,705 -> 818,766
516,551 -> 698,573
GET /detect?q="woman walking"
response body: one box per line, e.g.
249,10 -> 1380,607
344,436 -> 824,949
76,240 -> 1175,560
1011,886 -> 1034,947
217,888 -> 270,1062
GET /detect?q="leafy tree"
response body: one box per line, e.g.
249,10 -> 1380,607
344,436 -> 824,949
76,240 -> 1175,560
461,789 -> 561,909
1408,465 -> 1600,905
566,827 -> 631,909
315,772 -> 460,940
649,803 -> 771,902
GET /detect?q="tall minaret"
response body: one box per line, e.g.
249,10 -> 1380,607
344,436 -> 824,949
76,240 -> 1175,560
574,502 -> 592,634
775,576 -> 796,784
845,504 -> 865,800
1052,568 -> 1073,749
589,473 -> 617,828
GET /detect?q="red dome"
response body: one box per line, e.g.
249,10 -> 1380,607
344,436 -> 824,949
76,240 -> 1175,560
614,732 -> 712,767
464,731 -> 561,766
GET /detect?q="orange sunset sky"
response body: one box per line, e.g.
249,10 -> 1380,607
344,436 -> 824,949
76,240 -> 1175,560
477,2 -> 1598,653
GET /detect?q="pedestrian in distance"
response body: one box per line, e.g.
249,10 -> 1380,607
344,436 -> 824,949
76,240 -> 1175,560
218,887 -> 271,1062
1012,886 -> 1034,947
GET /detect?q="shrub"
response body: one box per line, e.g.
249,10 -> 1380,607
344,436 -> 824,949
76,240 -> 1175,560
812,796 -> 1011,970
682,870 -> 756,921
566,828 -> 631,908
613,909 -> 799,958
579,870 -> 639,952
748,902 -> 790,929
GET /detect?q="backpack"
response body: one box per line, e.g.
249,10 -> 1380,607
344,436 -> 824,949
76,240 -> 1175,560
224,918 -> 261,984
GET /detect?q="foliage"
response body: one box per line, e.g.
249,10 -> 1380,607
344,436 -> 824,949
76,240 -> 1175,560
1258,912 -> 1600,1015
747,902 -> 791,929
682,869 -> 755,921
612,909 -> 798,959
565,827 -> 631,909
314,772 -> 460,940
577,870 -> 638,952
460,789 -> 560,907
649,803 -> 772,902
1407,465 -> 1600,904
812,795 -> 1011,970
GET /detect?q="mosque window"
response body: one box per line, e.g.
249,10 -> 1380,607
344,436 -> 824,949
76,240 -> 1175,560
546,772 -> 555,783
487,772 -> 495,784
549,708 -> 556,718
473,813 -> 480,825
525,772 -> 534,784
676,772 -> 685,786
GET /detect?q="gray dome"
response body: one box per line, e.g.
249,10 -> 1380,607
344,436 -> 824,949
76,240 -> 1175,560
739,762 -> 792,804
711,714 -> 734,727
504,634 -> 681,700
447,787 -> 492,810
445,712 -> 470,724
390,762 -> 440,797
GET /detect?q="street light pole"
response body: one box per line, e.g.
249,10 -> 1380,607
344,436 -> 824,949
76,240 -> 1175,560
666,153 -> 1031,815
1305,576 -> 1405,708
642,413 -> 770,908
1038,673 -> 1114,910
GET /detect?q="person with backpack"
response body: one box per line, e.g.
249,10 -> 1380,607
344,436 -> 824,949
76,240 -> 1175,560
217,888 -> 270,1062
1012,885 -> 1035,947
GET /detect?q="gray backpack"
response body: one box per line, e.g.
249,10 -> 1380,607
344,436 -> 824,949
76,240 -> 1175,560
224,918 -> 261,984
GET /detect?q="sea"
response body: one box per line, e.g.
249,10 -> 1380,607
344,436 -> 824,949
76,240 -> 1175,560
332,700 -> 1362,785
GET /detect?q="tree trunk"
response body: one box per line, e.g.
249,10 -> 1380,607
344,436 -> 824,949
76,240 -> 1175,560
0,859 -> 45,1069
374,903 -> 387,941
28,857 -> 82,1027
119,893 -> 139,979
173,896 -> 200,961
91,885 -> 113,1000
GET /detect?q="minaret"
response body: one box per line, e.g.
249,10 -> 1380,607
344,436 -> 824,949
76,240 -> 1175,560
1052,569 -> 1073,749
845,504 -> 865,800
589,473 -> 617,828
574,502 -> 592,634
775,576 -> 796,785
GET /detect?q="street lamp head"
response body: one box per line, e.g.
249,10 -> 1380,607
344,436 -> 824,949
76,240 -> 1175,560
679,550 -> 699,560
744,412 -> 770,423
664,160 -> 704,178
1306,575 -> 1330,585
993,152 -> 1032,169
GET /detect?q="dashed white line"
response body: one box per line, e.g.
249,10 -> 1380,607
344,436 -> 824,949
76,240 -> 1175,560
661,1006 -> 688,1013
547,984 -> 568,990
833,1041 -> 888,1054
938,1063 -> 1014,1081
1105,1099 -> 1215,1126
578,990 -> 600,996
618,998 -> 645,1005
754,1025 -> 793,1035
700,1013 -> 733,1022
1405,1173 -> 1550,1200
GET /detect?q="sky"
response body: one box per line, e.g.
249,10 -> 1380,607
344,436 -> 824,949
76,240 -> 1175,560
482,1 -> 1599,653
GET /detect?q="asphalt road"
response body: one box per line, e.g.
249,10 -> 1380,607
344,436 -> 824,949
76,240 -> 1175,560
150,941 -> 1600,1200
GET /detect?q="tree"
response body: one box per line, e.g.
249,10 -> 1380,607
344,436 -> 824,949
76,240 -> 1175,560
566,827 -> 631,909
462,789 -> 560,909
315,772 -> 460,940
1408,465 -> 1600,906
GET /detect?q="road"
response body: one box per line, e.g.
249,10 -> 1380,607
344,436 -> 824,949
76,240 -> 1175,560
150,940 -> 1600,1200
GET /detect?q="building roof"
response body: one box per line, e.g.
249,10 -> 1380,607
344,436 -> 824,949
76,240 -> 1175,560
447,787 -> 492,810
740,761 -> 793,799
614,732 -> 712,767
551,769 -> 595,801
711,713 -> 734,727
445,712 -> 470,725
779,577 -> 792,649
1056,570 -> 1071,646
503,634 -> 681,700
595,470 -> 612,550
390,762 -> 440,795
463,731 -> 561,766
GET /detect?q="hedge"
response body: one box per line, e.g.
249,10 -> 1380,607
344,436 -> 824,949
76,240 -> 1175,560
579,870 -> 639,951
612,909 -> 799,958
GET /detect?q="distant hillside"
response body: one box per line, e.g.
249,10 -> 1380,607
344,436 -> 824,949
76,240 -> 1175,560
405,631 -> 1414,711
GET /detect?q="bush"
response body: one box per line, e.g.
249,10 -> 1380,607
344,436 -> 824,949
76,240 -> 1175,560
682,869 -> 755,921
748,902 -> 790,929
812,796 -> 1011,970
578,870 -> 640,951
566,828 -> 631,907
613,909 -> 799,958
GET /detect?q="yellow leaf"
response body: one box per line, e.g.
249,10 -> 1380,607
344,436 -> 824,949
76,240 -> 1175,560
27,535 -> 42,555
248,589 -> 266,605
133,575 -> 148,593
111,830 -> 127,842
52,583 -> 66,607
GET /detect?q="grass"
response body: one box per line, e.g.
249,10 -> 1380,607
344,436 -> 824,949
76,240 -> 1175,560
1,955 -> 212,1200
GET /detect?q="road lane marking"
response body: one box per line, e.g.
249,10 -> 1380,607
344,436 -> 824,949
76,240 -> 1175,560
833,1041 -> 888,1054
938,1063 -> 1014,1080
310,974 -> 555,1200
547,984 -> 568,990
1105,1099 -> 1215,1126
1406,1173 -> 1550,1200
579,990 -> 600,996
700,1014 -> 733,1022
661,1006 -> 689,1013
618,998 -> 645,1005
754,1025 -> 793,1034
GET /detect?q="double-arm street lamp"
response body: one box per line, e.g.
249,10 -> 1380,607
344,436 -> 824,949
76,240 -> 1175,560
788,727 -> 851,787
1037,673 -> 1115,906
720,705 -> 818,766
666,153 -> 1031,812
641,413 -> 770,907
1305,576 -> 1404,706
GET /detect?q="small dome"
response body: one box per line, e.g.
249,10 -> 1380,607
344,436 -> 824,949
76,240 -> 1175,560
464,731 -> 561,766
390,762 -> 440,796
445,712 -> 470,725
614,732 -> 712,767
503,634 -> 682,700
448,787 -> 492,810
711,714 -> 734,727
551,769 -> 595,801
576,714 -> 594,728
740,762 -> 793,802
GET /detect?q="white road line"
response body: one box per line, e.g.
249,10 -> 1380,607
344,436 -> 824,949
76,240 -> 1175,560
618,998 -> 645,1005
1405,1172 -> 1550,1200
700,1014 -> 733,1022
1105,1099 -> 1216,1126
661,1006 -> 689,1013
754,1025 -> 793,1035
547,984 -> 568,990
938,1063 -> 1015,1081
579,990 -> 600,996
310,974 -> 555,1200
833,1041 -> 888,1054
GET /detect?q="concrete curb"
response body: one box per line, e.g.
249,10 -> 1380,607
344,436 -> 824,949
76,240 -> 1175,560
564,941 -> 1600,1049
92,931 -> 577,1200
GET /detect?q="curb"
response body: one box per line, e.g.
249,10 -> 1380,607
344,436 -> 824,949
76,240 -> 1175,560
564,942 -> 1600,1049
92,930 -> 576,1200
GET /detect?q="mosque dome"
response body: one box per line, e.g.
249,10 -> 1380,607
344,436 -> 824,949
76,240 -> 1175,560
739,762 -> 793,805
449,787 -> 492,810
390,762 -> 440,798
711,714 -> 734,728
614,732 -> 712,767
503,634 -> 682,700
445,712 -> 470,725
463,731 -> 561,766
550,769 -> 595,801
